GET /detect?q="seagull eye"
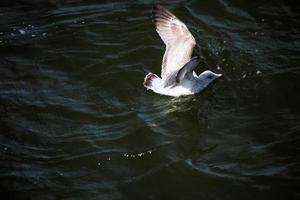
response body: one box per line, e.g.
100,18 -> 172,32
207,75 -> 213,79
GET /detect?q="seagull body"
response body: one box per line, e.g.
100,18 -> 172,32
143,5 -> 222,97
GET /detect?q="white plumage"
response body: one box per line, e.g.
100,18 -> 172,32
143,5 -> 222,97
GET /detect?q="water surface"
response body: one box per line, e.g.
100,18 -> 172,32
1,0 -> 300,199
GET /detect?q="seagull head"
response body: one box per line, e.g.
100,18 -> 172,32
198,70 -> 222,85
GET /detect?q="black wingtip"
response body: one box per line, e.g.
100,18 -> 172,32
153,4 -> 160,8
153,4 -> 164,11
152,4 -> 159,12
152,5 -> 156,13
152,4 -> 159,17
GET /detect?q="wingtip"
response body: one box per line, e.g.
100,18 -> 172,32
152,4 -> 159,13
152,4 -> 175,26
152,5 -> 156,13
153,4 -> 162,9
152,4 -> 167,13
152,4 -> 163,14
152,4 -> 159,20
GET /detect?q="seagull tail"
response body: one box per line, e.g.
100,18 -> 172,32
143,72 -> 160,89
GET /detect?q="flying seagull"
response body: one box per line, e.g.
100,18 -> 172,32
143,5 -> 222,97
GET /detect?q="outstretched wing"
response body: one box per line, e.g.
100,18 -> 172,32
152,5 -> 196,79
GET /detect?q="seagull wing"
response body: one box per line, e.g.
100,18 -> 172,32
152,5 -> 196,79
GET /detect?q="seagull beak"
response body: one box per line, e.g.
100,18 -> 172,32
216,73 -> 223,77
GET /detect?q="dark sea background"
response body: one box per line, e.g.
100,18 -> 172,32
1,0 -> 300,199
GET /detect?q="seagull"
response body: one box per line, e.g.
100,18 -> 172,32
143,5 -> 222,97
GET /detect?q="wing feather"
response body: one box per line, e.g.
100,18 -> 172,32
152,5 -> 196,79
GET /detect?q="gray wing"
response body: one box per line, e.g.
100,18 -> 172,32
152,5 -> 196,80
163,56 -> 200,87
176,56 -> 200,83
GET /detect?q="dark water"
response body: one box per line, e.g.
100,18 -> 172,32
1,0 -> 300,199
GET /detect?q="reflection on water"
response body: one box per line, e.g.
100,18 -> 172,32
0,0 -> 300,199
